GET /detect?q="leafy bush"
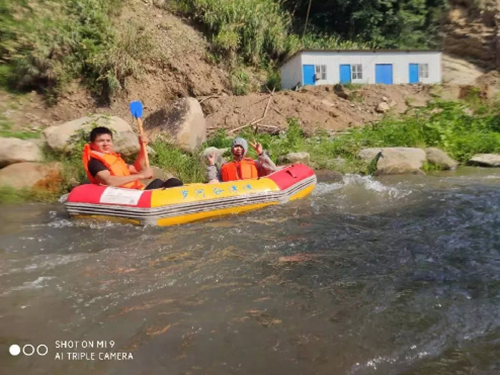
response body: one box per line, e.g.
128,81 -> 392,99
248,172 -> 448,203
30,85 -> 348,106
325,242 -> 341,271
175,0 -> 295,64
229,67 -> 252,95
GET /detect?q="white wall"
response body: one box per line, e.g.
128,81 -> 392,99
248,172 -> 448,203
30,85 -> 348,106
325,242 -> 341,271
281,51 -> 441,88
280,54 -> 302,90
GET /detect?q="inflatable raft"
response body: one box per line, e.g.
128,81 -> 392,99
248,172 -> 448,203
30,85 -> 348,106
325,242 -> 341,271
64,164 -> 316,226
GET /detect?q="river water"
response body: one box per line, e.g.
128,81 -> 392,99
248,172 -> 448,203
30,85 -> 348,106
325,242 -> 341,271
0,167 -> 499,375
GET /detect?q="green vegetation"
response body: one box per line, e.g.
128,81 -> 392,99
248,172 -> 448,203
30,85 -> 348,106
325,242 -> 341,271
1,0 -> 450,98
0,121 -> 41,139
0,0 -> 155,102
170,0 -> 371,94
150,142 -> 205,183
282,0 -> 448,49
202,99 -> 500,174
2,98 -> 500,204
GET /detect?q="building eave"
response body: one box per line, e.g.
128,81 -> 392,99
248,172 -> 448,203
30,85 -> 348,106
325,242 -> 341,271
280,49 -> 442,67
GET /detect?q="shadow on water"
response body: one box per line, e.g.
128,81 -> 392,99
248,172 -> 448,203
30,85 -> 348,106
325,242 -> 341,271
0,169 -> 500,374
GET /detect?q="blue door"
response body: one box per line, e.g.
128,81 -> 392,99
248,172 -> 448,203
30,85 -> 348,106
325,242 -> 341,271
409,64 -> 419,84
302,65 -> 315,86
340,65 -> 351,84
375,64 -> 393,84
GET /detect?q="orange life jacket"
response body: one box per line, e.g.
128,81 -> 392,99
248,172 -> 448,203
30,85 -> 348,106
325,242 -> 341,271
82,144 -> 144,190
220,158 -> 259,182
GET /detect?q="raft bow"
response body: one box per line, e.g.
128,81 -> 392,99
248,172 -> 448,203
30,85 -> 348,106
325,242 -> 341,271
64,164 -> 316,226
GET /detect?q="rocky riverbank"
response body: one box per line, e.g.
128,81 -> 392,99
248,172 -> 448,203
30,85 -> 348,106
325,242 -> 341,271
2,91 -> 500,203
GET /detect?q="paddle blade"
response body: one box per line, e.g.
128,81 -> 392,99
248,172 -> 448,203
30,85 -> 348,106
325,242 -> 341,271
129,101 -> 143,118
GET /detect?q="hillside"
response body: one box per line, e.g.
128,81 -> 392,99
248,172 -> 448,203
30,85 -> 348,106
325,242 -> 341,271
0,0 -> 499,140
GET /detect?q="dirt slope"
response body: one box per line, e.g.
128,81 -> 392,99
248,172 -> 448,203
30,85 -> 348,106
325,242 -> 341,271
443,0 -> 500,69
202,85 -> 432,136
0,0 -> 229,128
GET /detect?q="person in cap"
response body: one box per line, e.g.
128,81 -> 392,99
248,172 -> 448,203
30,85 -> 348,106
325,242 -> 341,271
205,137 -> 277,183
82,126 -> 183,190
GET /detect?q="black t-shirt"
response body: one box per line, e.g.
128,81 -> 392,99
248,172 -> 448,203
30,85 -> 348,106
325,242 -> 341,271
88,158 -> 109,178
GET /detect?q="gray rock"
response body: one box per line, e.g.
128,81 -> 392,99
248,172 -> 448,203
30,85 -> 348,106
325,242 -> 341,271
0,162 -> 61,189
376,102 -> 390,113
315,170 -> 343,183
145,97 -> 206,153
282,152 -> 310,165
425,147 -> 458,170
43,115 -> 140,157
0,137 -> 43,168
359,147 -> 427,175
469,153 -> 500,167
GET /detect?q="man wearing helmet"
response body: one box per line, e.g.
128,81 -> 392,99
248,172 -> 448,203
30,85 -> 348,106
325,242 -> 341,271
205,137 -> 277,183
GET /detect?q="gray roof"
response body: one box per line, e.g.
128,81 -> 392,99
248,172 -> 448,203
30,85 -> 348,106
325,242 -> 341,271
282,48 -> 442,66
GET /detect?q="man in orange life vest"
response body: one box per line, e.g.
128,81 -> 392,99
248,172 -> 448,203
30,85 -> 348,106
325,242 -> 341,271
82,126 -> 183,190
205,137 -> 277,183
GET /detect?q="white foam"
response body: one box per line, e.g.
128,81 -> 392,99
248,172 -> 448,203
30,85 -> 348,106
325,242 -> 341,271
311,182 -> 344,196
314,174 -> 415,200
2,254 -> 88,276
7,276 -> 55,293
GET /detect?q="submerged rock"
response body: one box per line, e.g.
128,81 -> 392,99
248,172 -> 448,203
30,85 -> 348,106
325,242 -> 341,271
315,169 -> 343,183
469,153 -> 500,167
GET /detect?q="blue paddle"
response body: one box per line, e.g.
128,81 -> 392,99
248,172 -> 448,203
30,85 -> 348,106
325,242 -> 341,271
129,101 -> 149,167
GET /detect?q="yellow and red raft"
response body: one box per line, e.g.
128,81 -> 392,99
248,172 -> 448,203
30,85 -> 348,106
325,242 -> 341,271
64,164 -> 316,226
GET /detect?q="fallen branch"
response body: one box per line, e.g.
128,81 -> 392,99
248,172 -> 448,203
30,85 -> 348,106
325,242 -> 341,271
262,89 -> 275,118
256,124 -> 280,129
198,95 -> 220,104
229,90 -> 275,134
254,89 -> 275,134
228,123 -> 254,134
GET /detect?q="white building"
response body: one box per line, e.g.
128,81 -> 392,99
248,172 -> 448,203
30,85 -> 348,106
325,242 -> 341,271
280,49 -> 442,89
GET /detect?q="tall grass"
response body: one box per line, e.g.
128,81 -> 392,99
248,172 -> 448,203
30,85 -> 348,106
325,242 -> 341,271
177,0 -> 294,64
174,0 -> 372,67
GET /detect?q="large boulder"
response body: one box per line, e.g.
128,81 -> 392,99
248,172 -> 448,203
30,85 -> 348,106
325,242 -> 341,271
43,115 -> 140,156
469,153 -> 500,167
144,98 -> 206,153
359,147 -> 427,175
425,148 -> 458,170
0,137 -> 43,168
0,162 -> 62,191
